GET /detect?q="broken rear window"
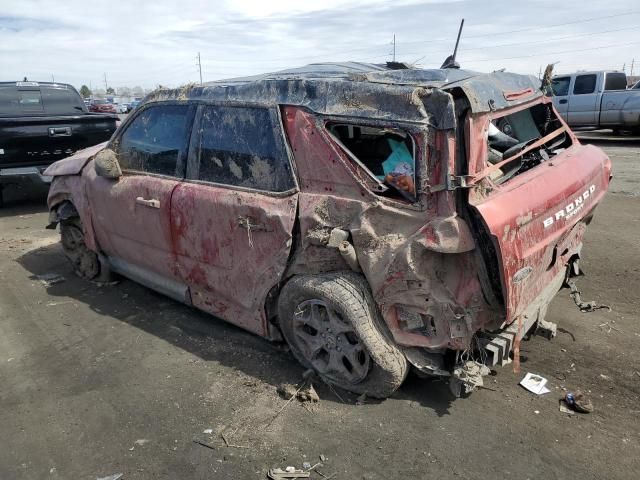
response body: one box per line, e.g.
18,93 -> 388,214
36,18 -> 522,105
485,103 -> 572,185
327,123 -> 417,202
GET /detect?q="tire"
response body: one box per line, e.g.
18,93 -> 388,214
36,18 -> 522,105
60,218 -> 100,280
277,271 -> 408,398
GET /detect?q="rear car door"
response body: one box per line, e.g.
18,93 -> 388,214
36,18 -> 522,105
551,76 -> 571,120
171,104 -> 298,336
568,74 -> 598,126
87,103 -> 194,288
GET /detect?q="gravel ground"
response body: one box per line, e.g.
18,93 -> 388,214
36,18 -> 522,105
0,134 -> 638,480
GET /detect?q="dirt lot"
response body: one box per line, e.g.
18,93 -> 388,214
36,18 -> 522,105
1,133 -> 639,480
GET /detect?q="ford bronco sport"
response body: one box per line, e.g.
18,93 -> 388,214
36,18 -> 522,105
45,62 -> 611,397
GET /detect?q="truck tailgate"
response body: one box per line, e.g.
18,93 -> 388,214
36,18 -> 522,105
471,143 -> 611,323
0,114 -> 116,169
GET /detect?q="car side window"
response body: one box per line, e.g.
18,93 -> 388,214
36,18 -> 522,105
551,77 -> 570,96
117,104 -> 190,176
573,75 -> 597,95
194,105 -> 294,192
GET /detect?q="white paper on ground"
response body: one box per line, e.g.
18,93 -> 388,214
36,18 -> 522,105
520,372 -> 551,395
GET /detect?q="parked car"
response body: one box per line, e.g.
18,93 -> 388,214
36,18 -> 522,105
551,70 -> 640,132
117,103 -> 130,114
44,63 -> 611,398
88,99 -> 117,114
129,99 -> 141,111
0,81 -> 117,205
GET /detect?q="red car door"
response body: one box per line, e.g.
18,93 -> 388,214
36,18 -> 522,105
87,103 -> 194,294
171,105 -> 298,336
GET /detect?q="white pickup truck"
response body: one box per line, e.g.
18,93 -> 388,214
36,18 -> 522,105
551,71 -> 640,132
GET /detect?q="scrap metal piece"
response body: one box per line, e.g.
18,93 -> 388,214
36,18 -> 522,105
567,279 -> 611,313
449,361 -> 490,397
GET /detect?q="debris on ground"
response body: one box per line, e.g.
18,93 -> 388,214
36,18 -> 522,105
298,384 -> 319,403
449,361 -> 491,397
520,372 -> 551,395
97,474 -> 123,480
567,278 -> 611,313
267,466 -> 310,479
356,393 -> 367,405
559,399 -> 575,415
565,391 -> 594,413
37,273 -> 65,287
203,428 -> 213,434
277,383 -> 298,400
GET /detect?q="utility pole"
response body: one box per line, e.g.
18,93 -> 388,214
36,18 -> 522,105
622,63 -> 626,73
196,52 -> 203,85
392,34 -> 396,62
538,65 -> 542,79
103,72 -> 108,91
631,58 -> 635,77
51,74 -> 55,83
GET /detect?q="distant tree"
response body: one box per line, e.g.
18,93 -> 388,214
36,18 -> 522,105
132,85 -> 144,97
117,86 -> 131,97
79,85 -> 92,98
106,86 -> 115,95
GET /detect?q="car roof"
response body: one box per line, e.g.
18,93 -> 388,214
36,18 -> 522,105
142,62 -> 542,129
0,81 -> 75,89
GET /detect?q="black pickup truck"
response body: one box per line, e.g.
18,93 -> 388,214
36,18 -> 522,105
0,81 -> 117,204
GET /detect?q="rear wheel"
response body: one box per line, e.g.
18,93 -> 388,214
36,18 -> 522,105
60,219 -> 100,280
277,272 -> 408,398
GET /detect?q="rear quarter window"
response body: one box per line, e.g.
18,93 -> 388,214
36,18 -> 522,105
604,73 -> 627,91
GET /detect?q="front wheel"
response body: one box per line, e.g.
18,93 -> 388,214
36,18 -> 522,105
277,272 -> 408,398
60,219 -> 100,280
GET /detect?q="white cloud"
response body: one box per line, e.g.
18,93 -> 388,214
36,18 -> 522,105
1,0 -> 637,89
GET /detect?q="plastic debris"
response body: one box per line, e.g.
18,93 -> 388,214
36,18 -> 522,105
97,474 -> 123,480
450,361 -> 491,397
203,428 -> 213,434
267,467 -> 310,479
520,372 -> 551,395
37,273 -> 65,287
565,391 -> 594,413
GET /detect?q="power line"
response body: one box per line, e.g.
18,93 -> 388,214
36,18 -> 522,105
464,10 -> 639,39
463,39 -> 640,64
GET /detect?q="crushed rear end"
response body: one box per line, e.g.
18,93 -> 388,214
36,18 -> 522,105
461,92 -> 612,368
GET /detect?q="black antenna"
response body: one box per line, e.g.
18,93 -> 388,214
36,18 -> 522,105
440,18 -> 464,69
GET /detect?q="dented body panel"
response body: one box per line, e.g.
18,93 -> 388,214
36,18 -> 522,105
45,62 -> 610,376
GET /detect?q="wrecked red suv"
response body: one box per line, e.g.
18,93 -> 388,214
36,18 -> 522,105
45,63 -> 611,398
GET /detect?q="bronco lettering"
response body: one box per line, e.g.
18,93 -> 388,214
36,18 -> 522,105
543,185 -> 596,228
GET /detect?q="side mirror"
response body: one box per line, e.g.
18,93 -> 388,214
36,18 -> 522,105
94,148 -> 122,179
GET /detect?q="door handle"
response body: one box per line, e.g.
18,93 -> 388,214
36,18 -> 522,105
48,126 -> 72,137
559,99 -> 568,104
136,196 -> 160,209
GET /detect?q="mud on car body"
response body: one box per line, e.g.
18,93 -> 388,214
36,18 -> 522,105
44,62 -> 611,398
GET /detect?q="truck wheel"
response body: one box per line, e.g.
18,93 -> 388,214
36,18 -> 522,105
277,272 -> 408,398
60,219 -> 100,280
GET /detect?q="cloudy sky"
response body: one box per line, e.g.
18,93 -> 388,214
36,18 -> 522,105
2,0 -> 639,90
